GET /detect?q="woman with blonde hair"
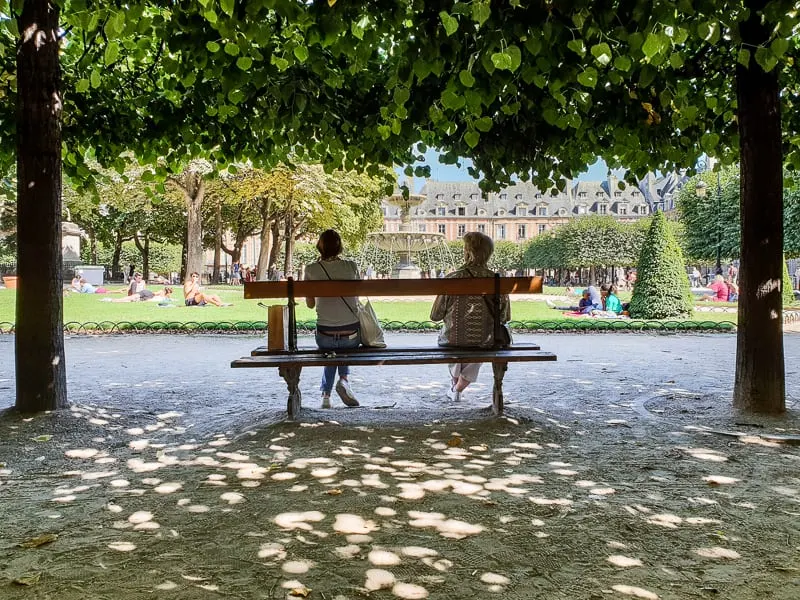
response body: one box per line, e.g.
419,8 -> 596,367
430,232 -> 510,401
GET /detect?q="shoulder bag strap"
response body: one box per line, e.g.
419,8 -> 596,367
317,261 -> 359,320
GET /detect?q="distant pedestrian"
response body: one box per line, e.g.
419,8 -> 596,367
231,261 -> 241,285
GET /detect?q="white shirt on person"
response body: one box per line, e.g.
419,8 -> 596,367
303,259 -> 360,327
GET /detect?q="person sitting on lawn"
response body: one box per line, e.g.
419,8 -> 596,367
546,288 -> 597,314
699,274 -> 729,302
599,284 -> 624,314
183,272 -> 229,307
726,277 -> 739,302
127,272 -> 146,296
430,231 -> 511,402
107,286 -> 173,302
76,278 -> 109,294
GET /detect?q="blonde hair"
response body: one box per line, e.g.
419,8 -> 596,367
463,232 -> 494,267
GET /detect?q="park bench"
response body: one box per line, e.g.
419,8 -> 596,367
231,276 -> 557,418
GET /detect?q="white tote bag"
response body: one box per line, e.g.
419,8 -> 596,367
357,298 -> 386,348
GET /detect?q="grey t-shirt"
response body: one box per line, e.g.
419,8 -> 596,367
303,259 -> 360,327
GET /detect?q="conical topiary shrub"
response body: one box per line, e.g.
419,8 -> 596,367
782,256 -> 795,306
629,211 -> 694,319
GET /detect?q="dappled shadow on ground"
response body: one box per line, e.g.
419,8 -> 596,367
1,401 -> 799,599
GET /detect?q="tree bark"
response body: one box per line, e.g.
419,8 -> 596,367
212,198 -> 222,283
15,0 -> 68,411
283,214 -> 294,278
256,222 -> 272,280
171,172 -> 205,278
733,0 -> 785,413
267,220 -> 282,276
111,230 -> 123,277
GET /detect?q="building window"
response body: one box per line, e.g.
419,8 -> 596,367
453,193 -> 461,200
515,193 -> 523,201
618,205 -> 627,215
435,193 -> 443,200
631,190 -> 640,197
599,204 -> 608,214
614,191 -> 622,198
498,209 -> 506,216
641,205 -> 648,214
558,208 -> 567,216
477,224 -> 486,234
499,193 -> 507,200
477,208 -> 487,216
517,224 -> 526,239
578,205 -> 587,214
516,203 -> 527,214
457,224 -> 466,238
535,193 -> 542,199
471,193 -> 479,201
438,224 -> 446,234
457,206 -> 466,216
578,191 -> 587,198
418,223 -> 427,232
539,206 -> 548,216
538,224 -> 546,234
437,206 -> 446,216
495,224 -> 506,240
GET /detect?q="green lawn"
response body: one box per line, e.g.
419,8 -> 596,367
0,285 -> 737,332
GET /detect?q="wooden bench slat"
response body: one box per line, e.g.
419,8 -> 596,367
244,276 -> 543,299
250,343 -> 541,356
232,349 -> 557,368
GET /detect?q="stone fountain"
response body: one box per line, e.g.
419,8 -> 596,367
362,188 -> 454,279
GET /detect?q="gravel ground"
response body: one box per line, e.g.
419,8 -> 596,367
0,332 -> 798,599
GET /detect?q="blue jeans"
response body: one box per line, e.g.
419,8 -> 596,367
315,326 -> 361,394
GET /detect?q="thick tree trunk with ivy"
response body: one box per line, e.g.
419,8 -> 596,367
15,0 -> 68,412
171,173 -> 204,278
733,1 -> 785,414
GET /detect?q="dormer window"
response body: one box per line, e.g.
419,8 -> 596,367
614,191 -> 622,198
618,204 -> 628,215
453,193 -> 461,200
470,193 -> 479,201
598,203 -> 608,215
578,204 -> 587,214
596,192 -> 604,198
478,208 -> 487,216
538,206 -> 548,217
631,190 -> 640,197
558,208 -> 567,216
641,205 -> 648,214
457,206 -> 466,216
515,194 -> 523,201
499,193 -> 508,200
435,193 -> 444,200
516,203 -> 527,215
437,205 -> 446,216
578,191 -> 587,198
535,193 -> 542,199
498,209 -> 506,216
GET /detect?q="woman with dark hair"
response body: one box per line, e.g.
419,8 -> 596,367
430,231 -> 511,402
304,229 -> 361,409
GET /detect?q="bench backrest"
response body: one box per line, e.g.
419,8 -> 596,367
244,276 -> 543,299
244,275 -> 542,353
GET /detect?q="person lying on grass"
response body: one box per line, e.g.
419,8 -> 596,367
183,272 -> 231,307
105,287 -> 174,302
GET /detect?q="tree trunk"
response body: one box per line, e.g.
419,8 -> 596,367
88,228 -> 98,264
283,215 -> 294,278
15,0 -> 68,412
212,198 -> 222,283
267,220 -> 282,276
733,0 -> 785,414
256,222 -> 273,280
111,230 -> 123,277
171,172 -> 205,279
142,233 -> 150,282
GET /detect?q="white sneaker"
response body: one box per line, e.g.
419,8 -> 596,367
335,379 -> 359,407
446,385 -> 462,402
545,299 -> 555,308
321,395 -> 331,409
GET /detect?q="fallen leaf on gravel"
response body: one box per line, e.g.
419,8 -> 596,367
20,533 -> 58,548
289,586 -> 312,597
326,489 -> 342,496
31,435 -> 52,442
13,573 -> 41,586
447,437 -> 462,447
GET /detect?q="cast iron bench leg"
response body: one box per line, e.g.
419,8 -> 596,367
492,362 -> 507,415
278,365 -> 302,418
